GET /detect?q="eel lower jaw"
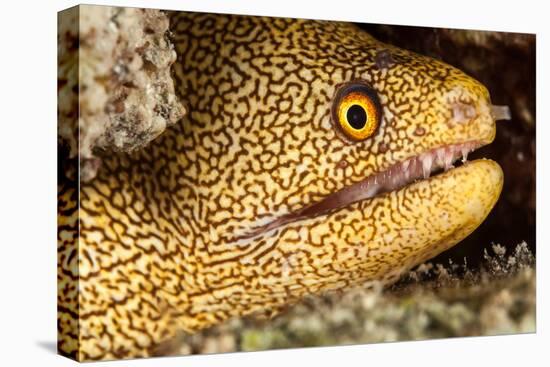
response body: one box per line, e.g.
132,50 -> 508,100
243,140 -> 489,239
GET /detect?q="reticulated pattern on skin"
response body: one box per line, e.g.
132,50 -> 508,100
58,11 -> 501,360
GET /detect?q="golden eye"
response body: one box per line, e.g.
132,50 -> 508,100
331,82 -> 382,141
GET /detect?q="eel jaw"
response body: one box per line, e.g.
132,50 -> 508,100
244,140 -> 495,239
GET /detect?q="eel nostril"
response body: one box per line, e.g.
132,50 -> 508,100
450,102 -> 478,125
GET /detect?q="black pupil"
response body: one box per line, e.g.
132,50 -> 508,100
346,104 -> 367,130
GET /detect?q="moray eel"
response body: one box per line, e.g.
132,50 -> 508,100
58,12 -> 507,360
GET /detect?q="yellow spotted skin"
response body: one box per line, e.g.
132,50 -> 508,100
58,12 -> 503,361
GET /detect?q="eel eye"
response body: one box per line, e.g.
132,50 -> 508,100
331,81 -> 382,141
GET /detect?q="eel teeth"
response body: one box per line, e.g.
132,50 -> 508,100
461,146 -> 470,163
436,149 -> 446,166
401,159 -> 410,172
444,147 -> 454,171
421,154 -> 433,179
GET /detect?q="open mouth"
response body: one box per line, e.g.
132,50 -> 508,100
242,140 -> 485,239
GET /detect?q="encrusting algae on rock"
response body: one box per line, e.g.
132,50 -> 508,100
58,5 -> 185,181
163,243 -> 534,355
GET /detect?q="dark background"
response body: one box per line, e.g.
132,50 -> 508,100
357,24 -> 536,267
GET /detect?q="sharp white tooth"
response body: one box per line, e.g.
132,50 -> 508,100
365,186 -> 378,197
391,172 -> 397,187
422,154 -> 433,179
461,146 -> 469,163
402,160 -> 410,172
410,158 -> 418,176
403,167 -> 410,181
396,170 -> 404,185
444,148 -> 454,171
436,149 -> 446,166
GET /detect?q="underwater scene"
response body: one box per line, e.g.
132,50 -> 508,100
58,5 -> 535,361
